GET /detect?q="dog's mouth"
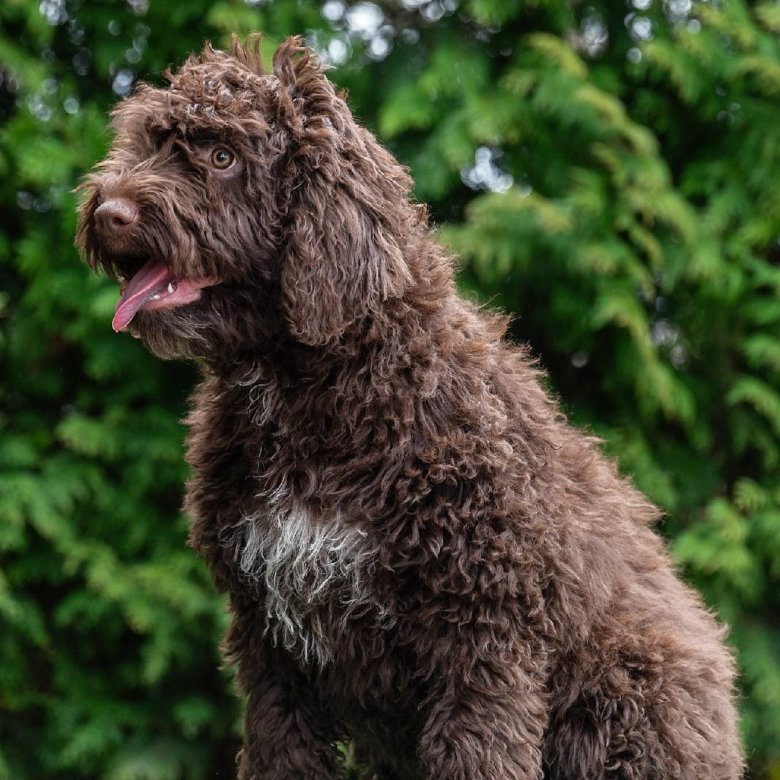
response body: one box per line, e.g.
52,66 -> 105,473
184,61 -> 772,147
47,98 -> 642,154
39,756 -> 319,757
112,258 -> 219,332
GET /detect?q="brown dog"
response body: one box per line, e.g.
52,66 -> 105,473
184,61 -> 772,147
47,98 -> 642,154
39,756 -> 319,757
77,36 -> 743,780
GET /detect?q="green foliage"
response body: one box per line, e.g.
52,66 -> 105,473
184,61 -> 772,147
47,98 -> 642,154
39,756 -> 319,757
1,0 -> 779,777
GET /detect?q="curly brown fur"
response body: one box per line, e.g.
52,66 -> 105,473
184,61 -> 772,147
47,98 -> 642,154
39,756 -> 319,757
76,35 -> 744,780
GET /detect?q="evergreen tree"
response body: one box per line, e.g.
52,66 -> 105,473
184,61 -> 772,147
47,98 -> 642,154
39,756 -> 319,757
1,0 -> 778,777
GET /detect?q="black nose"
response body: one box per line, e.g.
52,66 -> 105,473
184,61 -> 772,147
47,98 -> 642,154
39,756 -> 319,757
94,197 -> 139,236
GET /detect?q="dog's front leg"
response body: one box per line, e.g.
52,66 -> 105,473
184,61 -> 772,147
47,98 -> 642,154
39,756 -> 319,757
236,671 -> 341,780
419,651 -> 547,780
226,608 -> 341,780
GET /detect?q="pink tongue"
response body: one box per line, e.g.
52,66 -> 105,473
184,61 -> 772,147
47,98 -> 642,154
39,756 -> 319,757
112,259 -> 174,332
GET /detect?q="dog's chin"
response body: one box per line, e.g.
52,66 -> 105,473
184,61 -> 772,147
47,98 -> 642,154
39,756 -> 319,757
130,305 -> 214,361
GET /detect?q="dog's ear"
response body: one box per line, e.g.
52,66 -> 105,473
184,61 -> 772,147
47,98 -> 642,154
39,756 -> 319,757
271,38 -> 413,346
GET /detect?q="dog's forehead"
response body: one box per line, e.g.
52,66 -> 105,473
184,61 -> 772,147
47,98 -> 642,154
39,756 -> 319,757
170,58 -> 264,108
112,58 -> 274,142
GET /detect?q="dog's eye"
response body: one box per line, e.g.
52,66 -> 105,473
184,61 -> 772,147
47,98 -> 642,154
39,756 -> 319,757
210,148 -> 235,170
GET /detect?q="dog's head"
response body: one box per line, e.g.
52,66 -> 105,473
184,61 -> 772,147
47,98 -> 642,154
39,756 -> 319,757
76,35 -> 414,361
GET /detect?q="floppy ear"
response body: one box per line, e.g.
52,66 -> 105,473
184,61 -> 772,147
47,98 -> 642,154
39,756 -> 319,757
272,38 -> 413,346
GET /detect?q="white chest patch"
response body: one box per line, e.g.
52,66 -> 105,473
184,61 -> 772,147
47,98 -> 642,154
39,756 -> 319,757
222,504 -> 387,666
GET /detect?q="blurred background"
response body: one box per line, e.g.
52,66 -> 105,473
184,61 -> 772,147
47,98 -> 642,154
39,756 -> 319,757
1,0 -> 779,777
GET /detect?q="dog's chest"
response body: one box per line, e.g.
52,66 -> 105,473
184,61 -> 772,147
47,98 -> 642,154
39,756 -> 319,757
224,505 -> 384,666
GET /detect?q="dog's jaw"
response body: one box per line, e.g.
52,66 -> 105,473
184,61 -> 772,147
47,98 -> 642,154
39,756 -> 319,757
112,258 -> 219,332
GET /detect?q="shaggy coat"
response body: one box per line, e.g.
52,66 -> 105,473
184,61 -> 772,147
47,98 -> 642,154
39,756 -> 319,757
77,36 -> 743,780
